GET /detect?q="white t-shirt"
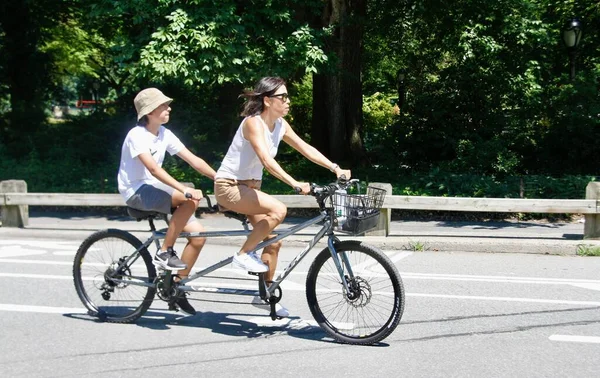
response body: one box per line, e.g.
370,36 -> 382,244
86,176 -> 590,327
117,125 -> 185,200
216,116 -> 286,180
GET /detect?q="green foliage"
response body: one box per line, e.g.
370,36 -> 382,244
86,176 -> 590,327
135,0 -> 329,87
286,74 -> 314,141
362,92 -> 398,156
576,244 -> 600,257
1,0 -> 599,200
363,0 -> 600,177
405,240 -> 429,252
363,93 -> 397,133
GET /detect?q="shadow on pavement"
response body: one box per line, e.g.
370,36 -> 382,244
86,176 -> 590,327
389,306 -> 600,343
63,306 -> 333,344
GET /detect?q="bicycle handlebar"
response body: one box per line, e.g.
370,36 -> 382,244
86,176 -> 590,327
309,176 -> 360,198
198,176 -> 360,214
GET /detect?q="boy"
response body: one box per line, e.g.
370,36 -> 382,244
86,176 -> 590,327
117,88 -> 216,315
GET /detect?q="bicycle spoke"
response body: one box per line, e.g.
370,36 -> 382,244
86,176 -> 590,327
74,230 -> 156,323
306,241 -> 404,344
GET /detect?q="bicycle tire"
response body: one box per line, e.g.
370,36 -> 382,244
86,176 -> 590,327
73,229 -> 157,323
306,240 -> 405,345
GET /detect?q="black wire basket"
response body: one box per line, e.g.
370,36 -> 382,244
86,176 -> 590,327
331,186 -> 387,234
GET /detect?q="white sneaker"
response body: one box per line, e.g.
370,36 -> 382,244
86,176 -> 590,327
251,296 -> 290,318
232,252 -> 268,273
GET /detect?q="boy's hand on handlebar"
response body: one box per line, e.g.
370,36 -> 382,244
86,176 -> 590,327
185,189 -> 204,200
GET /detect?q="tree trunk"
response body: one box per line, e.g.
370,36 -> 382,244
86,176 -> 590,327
0,1 -> 49,157
311,0 -> 367,165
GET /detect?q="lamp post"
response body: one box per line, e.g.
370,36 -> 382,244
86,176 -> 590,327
562,18 -> 583,81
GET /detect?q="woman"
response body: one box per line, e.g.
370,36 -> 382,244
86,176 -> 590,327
118,88 -> 216,316
214,77 -> 350,317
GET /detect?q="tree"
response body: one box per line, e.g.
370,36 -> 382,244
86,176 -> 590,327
362,0 -> 599,176
82,0 -> 330,139
311,0 -> 368,165
0,0 -> 70,156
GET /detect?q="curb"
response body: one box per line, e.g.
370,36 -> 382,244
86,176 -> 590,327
2,226 -> 598,256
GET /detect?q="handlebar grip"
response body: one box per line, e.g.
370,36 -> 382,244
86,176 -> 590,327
184,192 -> 193,199
294,186 -> 302,194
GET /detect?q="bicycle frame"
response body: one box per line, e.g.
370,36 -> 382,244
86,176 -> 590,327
112,209 -> 355,301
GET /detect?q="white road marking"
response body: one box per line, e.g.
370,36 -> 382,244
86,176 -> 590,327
0,303 -> 318,330
0,273 -> 75,280
0,259 -> 74,265
401,273 -> 600,286
0,240 -> 79,258
549,335 -> 600,344
569,283 -> 600,292
0,304 -> 87,314
0,303 -> 178,317
0,240 -> 79,249
247,316 -> 318,329
0,246 -> 46,258
3,258 -> 599,287
53,251 -> 77,256
388,251 -> 414,262
2,272 -> 600,307
408,293 -> 600,306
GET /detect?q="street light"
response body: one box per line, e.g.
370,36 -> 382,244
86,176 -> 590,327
562,18 -> 583,81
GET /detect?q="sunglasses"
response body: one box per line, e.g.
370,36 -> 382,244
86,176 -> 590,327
269,93 -> 290,102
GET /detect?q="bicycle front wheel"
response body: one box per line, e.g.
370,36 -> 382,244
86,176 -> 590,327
73,229 -> 157,323
306,241 -> 405,345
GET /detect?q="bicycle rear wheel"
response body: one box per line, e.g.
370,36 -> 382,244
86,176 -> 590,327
73,229 -> 157,323
306,241 -> 404,345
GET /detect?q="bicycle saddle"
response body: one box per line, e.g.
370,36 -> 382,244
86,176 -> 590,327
126,207 -> 164,221
221,210 -> 248,223
214,203 -> 248,223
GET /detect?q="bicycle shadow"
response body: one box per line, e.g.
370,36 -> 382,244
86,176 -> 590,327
63,301 -> 340,344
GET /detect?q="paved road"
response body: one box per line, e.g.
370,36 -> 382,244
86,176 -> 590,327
1,236 -> 599,377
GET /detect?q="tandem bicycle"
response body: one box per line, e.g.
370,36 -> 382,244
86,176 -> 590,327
72,178 -> 405,345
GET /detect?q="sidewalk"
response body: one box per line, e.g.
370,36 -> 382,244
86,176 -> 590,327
1,211 -> 599,255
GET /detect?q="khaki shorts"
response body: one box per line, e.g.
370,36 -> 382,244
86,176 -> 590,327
214,178 -> 262,210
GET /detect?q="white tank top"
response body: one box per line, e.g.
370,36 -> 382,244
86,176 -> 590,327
216,116 -> 286,180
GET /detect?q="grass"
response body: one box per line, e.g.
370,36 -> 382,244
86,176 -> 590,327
576,244 -> 600,257
406,239 -> 428,252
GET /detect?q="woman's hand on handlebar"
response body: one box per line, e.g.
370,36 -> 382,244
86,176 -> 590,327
336,168 -> 351,181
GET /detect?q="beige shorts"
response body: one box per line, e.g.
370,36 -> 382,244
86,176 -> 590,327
214,178 -> 262,209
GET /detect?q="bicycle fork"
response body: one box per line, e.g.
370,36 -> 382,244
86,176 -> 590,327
327,237 -> 355,297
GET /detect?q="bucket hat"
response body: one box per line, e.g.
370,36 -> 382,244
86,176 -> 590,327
134,88 -> 173,120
